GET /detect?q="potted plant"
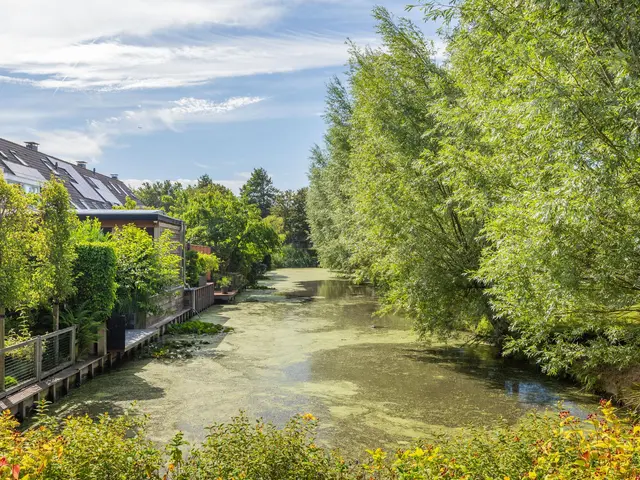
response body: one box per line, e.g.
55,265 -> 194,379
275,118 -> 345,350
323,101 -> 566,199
219,276 -> 232,294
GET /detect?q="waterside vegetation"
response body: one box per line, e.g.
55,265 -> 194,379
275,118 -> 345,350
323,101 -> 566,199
307,0 -> 640,403
1,401 -> 639,479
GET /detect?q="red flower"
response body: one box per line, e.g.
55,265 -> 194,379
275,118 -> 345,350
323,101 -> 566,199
12,464 -> 20,480
0,458 -> 7,467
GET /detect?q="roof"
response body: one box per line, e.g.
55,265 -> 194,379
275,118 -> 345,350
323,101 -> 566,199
0,137 -> 141,210
76,209 -> 184,227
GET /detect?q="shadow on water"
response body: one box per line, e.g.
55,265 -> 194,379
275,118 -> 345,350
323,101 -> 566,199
51,360 -> 166,419
403,345 -> 596,413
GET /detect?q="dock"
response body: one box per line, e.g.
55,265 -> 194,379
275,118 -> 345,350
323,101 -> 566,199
214,290 -> 239,303
0,308 -> 193,420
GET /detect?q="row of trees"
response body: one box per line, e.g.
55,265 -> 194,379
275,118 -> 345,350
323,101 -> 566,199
307,1 -> 640,390
135,168 -> 315,275
0,173 -> 181,355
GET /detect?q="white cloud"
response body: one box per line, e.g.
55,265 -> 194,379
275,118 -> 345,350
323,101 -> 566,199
0,0 -> 370,91
30,96 -> 264,162
125,177 -> 247,194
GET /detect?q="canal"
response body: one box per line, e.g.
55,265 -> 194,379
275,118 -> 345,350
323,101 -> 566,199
53,268 -> 598,456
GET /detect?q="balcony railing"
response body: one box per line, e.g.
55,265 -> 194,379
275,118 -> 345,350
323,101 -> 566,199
1,326 -> 76,399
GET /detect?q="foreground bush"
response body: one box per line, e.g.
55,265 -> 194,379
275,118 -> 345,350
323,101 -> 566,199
1,402 -> 638,479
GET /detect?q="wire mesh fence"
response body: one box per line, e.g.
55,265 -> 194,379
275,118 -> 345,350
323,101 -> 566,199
3,339 -> 37,394
1,326 -> 76,398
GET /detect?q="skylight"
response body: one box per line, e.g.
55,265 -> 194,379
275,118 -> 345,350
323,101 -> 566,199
9,150 -> 28,166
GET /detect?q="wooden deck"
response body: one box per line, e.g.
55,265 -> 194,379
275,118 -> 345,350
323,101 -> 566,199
1,308 -> 193,420
0,355 -> 113,419
214,290 -> 239,303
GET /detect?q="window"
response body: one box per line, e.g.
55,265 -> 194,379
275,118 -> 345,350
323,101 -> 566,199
0,151 -> 8,159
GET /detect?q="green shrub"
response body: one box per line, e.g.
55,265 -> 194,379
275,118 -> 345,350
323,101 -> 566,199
60,303 -> 106,357
4,376 -> 18,389
185,250 -> 200,287
72,242 -> 117,318
173,413 -> 346,480
273,244 -> 317,268
1,402 -> 639,479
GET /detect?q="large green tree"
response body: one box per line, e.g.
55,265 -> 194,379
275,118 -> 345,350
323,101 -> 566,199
308,8 -> 489,337
417,0 -> 640,384
240,168 -> 278,218
133,180 -> 183,212
0,174 -> 33,385
32,177 -> 78,330
271,188 -> 310,248
172,182 -> 282,278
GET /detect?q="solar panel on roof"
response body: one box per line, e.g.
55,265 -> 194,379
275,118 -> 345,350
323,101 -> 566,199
57,163 -> 104,202
4,161 -> 46,182
91,178 -> 122,205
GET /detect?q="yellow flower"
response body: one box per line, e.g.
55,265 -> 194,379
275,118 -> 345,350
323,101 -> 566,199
527,472 -> 537,479
302,413 -> 316,422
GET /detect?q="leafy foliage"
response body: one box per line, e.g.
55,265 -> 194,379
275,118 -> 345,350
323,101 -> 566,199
185,251 -> 220,287
72,243 -> 117,319
0,173 -> 33,312
60,302 -> 107,357
133,180 -> 183,213
271,188 -> 311,248
1,402 -> 639,479
171,180 -> 281,281
29,177 -> 77,329
309,1 -> 640,389
110,225 -> 181,315
273,244 -> 317,268
308,8 -> 491,338
239,167 -> 278,218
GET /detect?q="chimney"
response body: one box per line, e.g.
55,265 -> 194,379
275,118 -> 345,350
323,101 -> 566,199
111,174 -> 118,180
25,141 -> 39,152
77,161 -> 87,169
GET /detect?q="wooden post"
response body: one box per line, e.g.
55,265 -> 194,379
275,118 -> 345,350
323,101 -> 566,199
53,302 -> 60,366
96,323 -> 107,357
0,306 -> 4,394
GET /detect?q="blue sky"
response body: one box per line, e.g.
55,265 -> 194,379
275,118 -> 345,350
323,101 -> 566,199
0,0 -> 441,192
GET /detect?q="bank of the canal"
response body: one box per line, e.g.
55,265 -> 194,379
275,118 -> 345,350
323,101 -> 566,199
52,268 -> 598,456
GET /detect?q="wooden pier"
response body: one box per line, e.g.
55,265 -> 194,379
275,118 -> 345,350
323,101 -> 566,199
1,308 -> 193,420
214,290 -> 239,303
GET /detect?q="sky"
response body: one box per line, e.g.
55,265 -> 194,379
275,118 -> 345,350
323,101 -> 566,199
0,0 -> 441,192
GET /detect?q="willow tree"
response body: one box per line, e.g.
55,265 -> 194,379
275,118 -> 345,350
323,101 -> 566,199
308,8 -> 490,337
307,79 -> 357,273
420,0 -> 640,383
33,177 -> 77,330
0,174 -> 32,385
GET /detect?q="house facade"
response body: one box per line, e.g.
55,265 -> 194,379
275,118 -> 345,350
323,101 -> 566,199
0,138 -> 140,209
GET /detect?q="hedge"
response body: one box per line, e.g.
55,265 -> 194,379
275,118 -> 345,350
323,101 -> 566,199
72,242 -> 117,317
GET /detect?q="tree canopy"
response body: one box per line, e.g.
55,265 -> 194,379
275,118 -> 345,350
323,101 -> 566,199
308,1 -> 640,387
240,168 -> 278,218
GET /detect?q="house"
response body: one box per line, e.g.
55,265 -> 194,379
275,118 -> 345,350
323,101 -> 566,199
0,138 -> 139,209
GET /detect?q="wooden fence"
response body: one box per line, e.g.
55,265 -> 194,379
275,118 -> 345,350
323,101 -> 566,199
188,283 -> 216,313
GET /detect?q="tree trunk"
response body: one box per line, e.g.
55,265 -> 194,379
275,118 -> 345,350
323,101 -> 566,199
53,302 -> 60,365
53,303 -> 60,331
